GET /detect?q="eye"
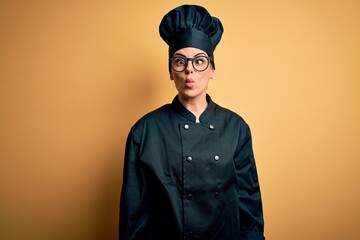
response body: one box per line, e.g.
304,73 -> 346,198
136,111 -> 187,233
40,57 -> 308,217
173,57 -> 186,66
194,57 -> 206,65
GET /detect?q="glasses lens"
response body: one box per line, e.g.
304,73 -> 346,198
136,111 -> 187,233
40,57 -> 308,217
171,57 -> 187,72
193,56 -> 209,71
170,56 -> 211,72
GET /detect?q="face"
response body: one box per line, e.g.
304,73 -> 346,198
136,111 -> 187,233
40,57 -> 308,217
170,47 -> 215,102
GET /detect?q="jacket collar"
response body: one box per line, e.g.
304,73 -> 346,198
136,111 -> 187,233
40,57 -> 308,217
171,94 -> 215,123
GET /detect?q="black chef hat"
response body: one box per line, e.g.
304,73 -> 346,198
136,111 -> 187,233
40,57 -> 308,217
159,5 -> 224,69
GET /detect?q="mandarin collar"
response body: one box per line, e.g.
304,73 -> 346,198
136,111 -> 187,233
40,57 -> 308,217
171,94 -> 215,123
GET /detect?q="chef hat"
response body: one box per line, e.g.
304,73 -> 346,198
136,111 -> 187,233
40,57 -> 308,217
159,4 -> 224,69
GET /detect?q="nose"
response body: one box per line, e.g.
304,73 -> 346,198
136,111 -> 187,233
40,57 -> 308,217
185,59 -> 194,74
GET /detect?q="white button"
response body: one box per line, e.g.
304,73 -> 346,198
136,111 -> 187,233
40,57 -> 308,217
209,124 -> 214,129
214,155 -> 220,161
187,193 -> 193,200
184,124 -> 189,129
186,156 -> 193,162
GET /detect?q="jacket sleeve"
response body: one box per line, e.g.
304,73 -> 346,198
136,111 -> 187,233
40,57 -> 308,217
234,122 -> 265,240
119,126 -> 150,240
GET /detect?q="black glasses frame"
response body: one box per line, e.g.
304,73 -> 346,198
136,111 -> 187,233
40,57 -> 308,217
169,56 -> 213,72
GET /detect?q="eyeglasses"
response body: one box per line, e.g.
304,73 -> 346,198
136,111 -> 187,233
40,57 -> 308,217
169,56 -> 212,72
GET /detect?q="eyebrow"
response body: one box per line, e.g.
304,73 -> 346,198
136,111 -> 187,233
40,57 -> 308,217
173,52 -> 207,58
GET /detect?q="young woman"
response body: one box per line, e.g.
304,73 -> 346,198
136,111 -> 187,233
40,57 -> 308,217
120,5 -> 265,240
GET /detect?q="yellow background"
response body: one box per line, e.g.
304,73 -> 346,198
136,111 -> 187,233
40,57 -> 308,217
1,0 -> 359,239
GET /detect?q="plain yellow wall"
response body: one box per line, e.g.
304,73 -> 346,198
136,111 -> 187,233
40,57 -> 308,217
1,1 -> 359,239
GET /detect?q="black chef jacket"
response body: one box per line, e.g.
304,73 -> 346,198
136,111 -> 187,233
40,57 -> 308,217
120,95 -> 264,240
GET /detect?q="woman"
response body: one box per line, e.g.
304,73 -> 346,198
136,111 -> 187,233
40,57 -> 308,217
120,5 -> 265,240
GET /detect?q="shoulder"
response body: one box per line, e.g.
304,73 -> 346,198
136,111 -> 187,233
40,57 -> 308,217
129,104 -> 172,142
212,101 -> 250,129
211,102 -> 254,147
135,104 -> 172,126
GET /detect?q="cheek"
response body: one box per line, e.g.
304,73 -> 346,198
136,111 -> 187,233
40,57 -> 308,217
172,72 -> 184,82
170,70 -> 182,81
201,71 -> 213,83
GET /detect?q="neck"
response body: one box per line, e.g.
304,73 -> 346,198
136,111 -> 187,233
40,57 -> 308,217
179,94 -> 208,123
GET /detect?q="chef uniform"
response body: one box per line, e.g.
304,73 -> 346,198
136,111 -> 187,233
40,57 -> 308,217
120,5 -> 265,240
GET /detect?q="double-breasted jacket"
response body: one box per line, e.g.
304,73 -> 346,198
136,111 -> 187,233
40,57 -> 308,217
120,95 -> 264,240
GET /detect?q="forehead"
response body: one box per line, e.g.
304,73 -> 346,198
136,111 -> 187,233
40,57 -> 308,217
173,47 -> 207,57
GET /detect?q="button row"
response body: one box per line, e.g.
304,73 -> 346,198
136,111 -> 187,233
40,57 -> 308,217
185,192 -> 221,200
183,124 -> 215,130
185,155 -> 220,162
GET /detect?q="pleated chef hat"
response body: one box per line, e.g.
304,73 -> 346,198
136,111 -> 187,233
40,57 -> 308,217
159,5 -> 224,69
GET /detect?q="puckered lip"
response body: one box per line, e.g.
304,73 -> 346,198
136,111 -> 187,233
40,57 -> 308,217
185,78 -> 194,83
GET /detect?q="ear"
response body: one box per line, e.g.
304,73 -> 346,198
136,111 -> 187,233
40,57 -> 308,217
209,69 -> 215,79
